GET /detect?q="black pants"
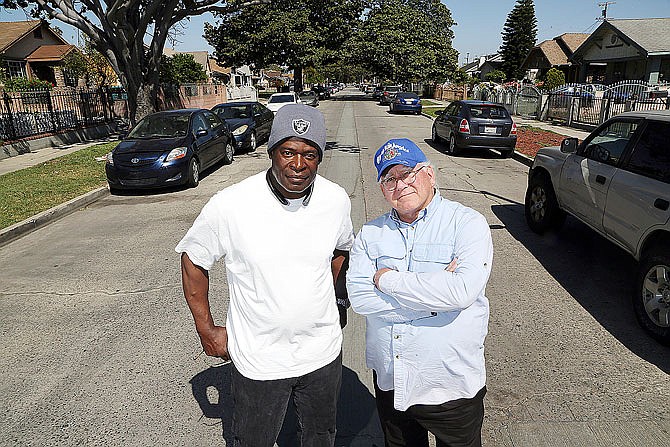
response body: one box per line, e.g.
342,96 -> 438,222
374,372 -> 486,447
230,352 -> 342,447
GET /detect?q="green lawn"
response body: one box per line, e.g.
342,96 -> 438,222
0,142 -> 117,229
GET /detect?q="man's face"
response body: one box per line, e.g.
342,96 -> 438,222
270,137 -> 320,199
380,163 -> 435,222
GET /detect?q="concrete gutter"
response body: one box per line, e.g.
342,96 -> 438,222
0,186 -> 109,247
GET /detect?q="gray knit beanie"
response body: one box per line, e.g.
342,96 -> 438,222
267,103 -> 326,160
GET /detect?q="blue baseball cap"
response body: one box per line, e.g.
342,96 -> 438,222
374,138 -> 428,181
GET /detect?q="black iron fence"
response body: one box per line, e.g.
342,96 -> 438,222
0,87 -> 127,141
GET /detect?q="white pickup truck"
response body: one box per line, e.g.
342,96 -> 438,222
524,110 -> 670,344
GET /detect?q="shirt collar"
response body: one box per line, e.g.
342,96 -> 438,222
390,188 -> 442,226
265,169 -> 314,206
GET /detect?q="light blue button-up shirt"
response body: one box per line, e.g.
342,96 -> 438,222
346,191 -> 493,411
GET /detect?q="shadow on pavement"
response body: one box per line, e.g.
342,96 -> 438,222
189,365 -> 382,446
424,138 -> 508,159
489,200 -> 670,373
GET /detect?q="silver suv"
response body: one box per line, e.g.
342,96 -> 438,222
524,110 -> 670,344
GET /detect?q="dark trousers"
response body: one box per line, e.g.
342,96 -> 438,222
231,352 -> 342,447
373,372 -> 486,447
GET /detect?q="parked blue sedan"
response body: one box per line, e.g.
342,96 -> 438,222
212,101 -> 274,153
389,92 -> 422,115
105,109 -> 234,191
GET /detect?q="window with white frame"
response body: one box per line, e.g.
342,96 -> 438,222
6,60 -> 27,79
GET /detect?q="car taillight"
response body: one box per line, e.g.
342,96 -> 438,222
511,121 -> 517,135
459,118 -> 470,133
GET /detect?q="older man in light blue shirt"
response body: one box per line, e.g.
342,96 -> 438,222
347,138 -> 493,447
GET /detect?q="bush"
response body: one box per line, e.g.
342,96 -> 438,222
543,68 -> 565,92
485,69 -> 507,84
3,77 -> 54,91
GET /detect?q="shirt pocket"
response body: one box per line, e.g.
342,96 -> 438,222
411,243 -> 455,272
367,242 -> 406,271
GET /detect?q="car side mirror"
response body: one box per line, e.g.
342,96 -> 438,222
560,137 -> 578,153
117,131 -> 127,140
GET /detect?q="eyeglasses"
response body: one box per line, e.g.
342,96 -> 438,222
380,165 -> 427,192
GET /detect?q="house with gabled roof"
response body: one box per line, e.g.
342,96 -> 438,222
461,54 -> 503,81
570,18 -> 670,84
520,33 -> 589,82
0,20 -> 78,87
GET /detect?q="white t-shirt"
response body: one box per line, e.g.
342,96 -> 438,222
175,171 -> 354,380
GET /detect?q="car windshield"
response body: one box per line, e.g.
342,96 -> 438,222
127,114 -> 190,138
469,106 -> 509,119
299,92 -> 315,98
214,105 -> 250,119
386,86 -> 402,92
396,92 -> 418,99
269,95 -> 294,104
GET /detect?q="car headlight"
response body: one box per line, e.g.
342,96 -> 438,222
165,147 -> 188,162
106,151 -> 114,165
232,125 -> 249,136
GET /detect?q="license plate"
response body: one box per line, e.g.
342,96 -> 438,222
484,126 -> 497,134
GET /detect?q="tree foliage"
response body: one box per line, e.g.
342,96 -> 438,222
485,69 -> 506,84
160,53 -> 209,84
62,38 -> 117,88
347,0 -> 457,84
543,67 -> 566,91
204,0 -> 366,91
3,0 -> 267,123
500,0 -> 537,81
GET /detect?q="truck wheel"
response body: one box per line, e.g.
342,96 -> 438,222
635,248 -> 670,345
524,173 -> 565,233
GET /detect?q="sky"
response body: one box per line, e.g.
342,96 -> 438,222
1,0 -> 669,67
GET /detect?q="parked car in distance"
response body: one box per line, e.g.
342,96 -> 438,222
379,85 -> 403,105
211,101 -> 274,153
524,110 -> 670,344
266,92 -> 301,113
299,90 -> 319,107
389,92 -> 422,115
312,85 -> 331,100
105,109 -> 234,191
372,85 -> 383,99
431,100 -> 517,158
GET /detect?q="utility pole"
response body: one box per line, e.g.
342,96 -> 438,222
597,1 -> 616,21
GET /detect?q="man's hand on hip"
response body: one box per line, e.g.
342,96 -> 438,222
374,268 -> 394,289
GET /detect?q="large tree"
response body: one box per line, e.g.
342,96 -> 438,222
347,0 -> 458,85
3,0 -> 266,123
499,0 -> 537,81
203,0 -> 366,92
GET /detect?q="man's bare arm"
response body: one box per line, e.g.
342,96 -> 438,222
180,253 -> 229,360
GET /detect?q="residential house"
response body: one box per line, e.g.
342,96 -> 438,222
461,54 -> 503,81
570,18 -> 670,85
520,33 -> 589,82
162,48 -> 255,100
0,20 -> 77,87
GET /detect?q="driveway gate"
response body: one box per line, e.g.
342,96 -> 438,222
517,85 -> 541,118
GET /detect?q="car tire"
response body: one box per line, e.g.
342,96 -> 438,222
524,172 -> 566,234
223,141 -> 234,165
448,134 -> 461,156
187,158 -> 200,188
249,132 -> 257,152
432,125 -> 442,144
634,248 -> 670,345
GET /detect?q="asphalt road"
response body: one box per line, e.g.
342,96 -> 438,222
0,87 -> 668,446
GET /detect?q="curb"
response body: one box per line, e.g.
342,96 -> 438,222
0,186 -> 110,247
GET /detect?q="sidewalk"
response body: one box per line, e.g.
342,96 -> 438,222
0,137 -> 118,176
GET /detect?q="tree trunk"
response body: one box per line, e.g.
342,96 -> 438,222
294,66 -> 303,92
134,84 -> 158,123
